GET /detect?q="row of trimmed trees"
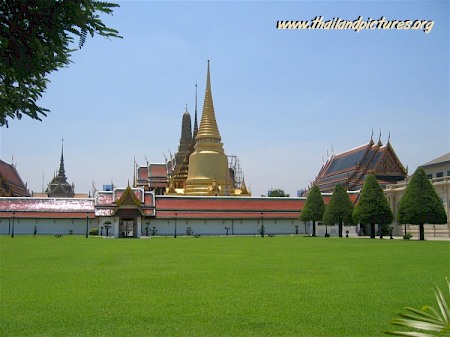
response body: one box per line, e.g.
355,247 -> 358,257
300,168 -> 447,240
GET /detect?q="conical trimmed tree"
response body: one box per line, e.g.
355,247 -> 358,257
323,184 -> 354,237
397,167 -> 447,240
300,185 -> 325,237
353,174 -> 393,238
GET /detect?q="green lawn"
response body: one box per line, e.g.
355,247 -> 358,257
0,235 -> 448,336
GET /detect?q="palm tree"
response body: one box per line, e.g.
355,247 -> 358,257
386,279 -> 449,336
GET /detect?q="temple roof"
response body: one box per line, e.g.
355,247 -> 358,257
314,137 -> 407,193
149,164 -> 167,178
148,164 -> 168,189
0,197 -> 94,218
137,166 -> 148,182
0,160 -> 30,197
422,153 -> 450,167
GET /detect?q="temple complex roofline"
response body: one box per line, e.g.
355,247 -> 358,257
313,134 -> 407,193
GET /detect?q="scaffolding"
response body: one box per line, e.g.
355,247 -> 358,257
228,155 -> 244,189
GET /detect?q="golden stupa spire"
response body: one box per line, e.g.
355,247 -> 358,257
183,61 -> 234,196
196,60 -> 221,142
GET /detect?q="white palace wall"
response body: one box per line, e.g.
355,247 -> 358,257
0,218 -> 97,235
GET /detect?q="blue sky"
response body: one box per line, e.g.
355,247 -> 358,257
1,1 -> 448,197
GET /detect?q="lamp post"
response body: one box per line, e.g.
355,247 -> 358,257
11,212 -> 15,238
174,213 -> 177,238
260,212 -> 265,238
85,213 -> 89,238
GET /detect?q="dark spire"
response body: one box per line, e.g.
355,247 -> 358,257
174,106 -> 193,169
58,138 -> 66,178
46,138 -> 75,198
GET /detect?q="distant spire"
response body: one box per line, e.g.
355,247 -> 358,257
133,156 -> 136,187
196,60 -> 221,141
45,138 -> 74,197
193,83 -> 198,138
387,130 -> 391,144
58,138 -> 66,178
378,129 -> 382,144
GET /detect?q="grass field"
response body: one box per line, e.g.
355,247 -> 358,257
0,235 -> 448,336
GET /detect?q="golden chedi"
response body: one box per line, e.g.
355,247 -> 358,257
184,61 -> 235,196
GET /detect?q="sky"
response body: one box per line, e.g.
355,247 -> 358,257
1,0 -> 448,198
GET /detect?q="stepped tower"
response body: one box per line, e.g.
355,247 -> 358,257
174,106 -> 192,169
184,61 -> 234,196
46,139 -> 75,198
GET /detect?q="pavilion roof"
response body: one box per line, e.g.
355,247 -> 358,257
0,160 -> 30,197
149,164 -> 167,177
313,137 -> 407,192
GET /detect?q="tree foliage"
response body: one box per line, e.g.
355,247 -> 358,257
300,185 -> 325,236
300,185 -> 325,222
353,174 -> 393,238
397,167 -> 447,240
322,184 -> 354,237
397,167 -> 447,225
268,189 -> 289,197
0,0 -> 122,126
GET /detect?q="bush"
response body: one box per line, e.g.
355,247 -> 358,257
403,232 -> 413,240
89,228 -> 99,236
325,232 -> 331,237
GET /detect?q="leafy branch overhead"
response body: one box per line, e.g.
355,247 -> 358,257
0,0 -> 122,127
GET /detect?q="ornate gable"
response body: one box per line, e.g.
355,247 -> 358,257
116,185 -> 142,207
374,144 -> 407,176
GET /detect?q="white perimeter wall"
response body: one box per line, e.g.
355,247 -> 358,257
0,217 -> 371,238
0,218 -> 97,235
139,218 -> 306,236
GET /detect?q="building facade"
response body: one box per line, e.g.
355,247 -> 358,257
384,153 -> 450,238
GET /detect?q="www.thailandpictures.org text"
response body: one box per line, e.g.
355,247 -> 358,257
277,16 -> 434,33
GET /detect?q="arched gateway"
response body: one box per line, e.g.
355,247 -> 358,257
95,185 -> 156,238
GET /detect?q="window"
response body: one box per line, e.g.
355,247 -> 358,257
427,174 -> 433,179
436,172 -> 444,178
447,170 -> 450,177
